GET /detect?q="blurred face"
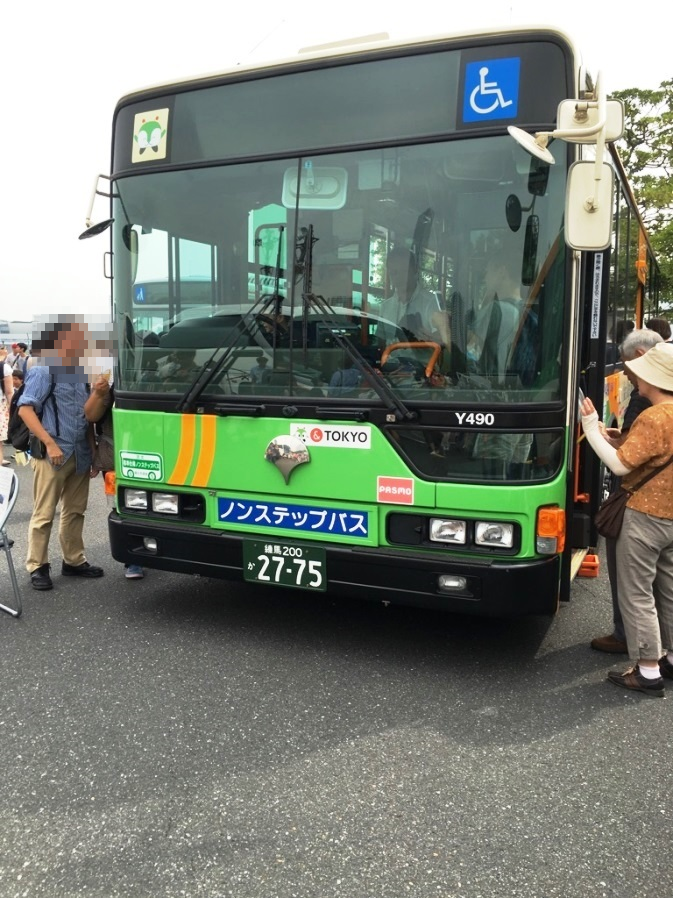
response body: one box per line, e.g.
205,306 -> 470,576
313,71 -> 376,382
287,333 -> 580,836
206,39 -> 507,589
54,323 -> 88,365
12,374 -> 22,389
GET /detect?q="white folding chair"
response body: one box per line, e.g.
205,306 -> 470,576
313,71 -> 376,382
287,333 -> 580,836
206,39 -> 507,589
0,467 -> 22,618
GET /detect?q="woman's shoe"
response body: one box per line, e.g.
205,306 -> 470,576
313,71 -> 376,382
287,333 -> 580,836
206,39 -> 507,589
607,665 -> 665,697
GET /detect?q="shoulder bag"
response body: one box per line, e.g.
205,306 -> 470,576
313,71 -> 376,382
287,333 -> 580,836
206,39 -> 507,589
595,454 -> 673,539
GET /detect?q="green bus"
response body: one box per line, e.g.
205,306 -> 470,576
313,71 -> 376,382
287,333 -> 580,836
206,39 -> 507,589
91,27 -> 660,615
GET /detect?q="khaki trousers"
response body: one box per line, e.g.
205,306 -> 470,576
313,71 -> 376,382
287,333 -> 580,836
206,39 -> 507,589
615,506 -> 673,662
26,455 -> 91,572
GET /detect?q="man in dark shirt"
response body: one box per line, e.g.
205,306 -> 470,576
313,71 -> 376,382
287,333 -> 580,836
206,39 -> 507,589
591,328 -> 663,652
17,319 -> 104,591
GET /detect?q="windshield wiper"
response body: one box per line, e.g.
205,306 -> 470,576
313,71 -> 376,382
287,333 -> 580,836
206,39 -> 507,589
293,222 -> 415,423
302,292 -> 417,423
175,291 -> 283,413
176,228 -> 286,413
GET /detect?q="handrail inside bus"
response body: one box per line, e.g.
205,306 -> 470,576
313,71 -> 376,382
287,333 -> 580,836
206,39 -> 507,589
380,342 -> 442,379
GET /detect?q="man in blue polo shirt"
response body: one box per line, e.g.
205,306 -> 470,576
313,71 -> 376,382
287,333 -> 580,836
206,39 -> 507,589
18,318 -> 104,591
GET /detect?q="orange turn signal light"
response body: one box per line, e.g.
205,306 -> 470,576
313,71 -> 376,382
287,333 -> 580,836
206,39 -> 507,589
104,471 -> 116,496
537,506 -> 566,553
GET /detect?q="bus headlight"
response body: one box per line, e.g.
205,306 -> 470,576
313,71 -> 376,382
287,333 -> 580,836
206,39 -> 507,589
124,489 -> 148,510
430,518 -> 467,544
151,493 -> 180,515
475,521 -> 514,548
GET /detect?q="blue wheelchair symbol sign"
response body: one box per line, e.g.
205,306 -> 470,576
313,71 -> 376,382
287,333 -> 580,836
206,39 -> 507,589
463,57 -> 520,123
134,285 -> 146,304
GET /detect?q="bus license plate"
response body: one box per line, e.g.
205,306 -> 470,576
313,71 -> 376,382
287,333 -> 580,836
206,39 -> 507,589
242,540 -> 326,592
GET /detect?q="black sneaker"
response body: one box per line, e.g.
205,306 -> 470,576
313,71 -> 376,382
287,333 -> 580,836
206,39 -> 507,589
30,563 -> 53,591
61,561 -> 105,578
607,665 -> 665,698
659,656 -> 673,681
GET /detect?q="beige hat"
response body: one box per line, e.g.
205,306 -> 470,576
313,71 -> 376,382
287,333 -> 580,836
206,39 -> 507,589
625,341 -> 673,392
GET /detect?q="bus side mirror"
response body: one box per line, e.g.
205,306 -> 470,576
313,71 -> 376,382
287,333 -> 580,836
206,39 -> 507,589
556,98 -> 625,143
565,161 -> 614,251
505,195 -> 522,232
528,155 -> 549,197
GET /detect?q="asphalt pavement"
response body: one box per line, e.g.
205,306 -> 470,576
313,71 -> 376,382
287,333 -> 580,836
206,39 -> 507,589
1,447 -> 671,898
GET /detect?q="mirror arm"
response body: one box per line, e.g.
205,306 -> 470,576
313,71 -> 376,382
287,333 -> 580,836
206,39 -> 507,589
84,174 -> 112,228
582,83 -> 608,214
532,111 -> 606,153
588,86 -> 608,209
533,71 -> 608,155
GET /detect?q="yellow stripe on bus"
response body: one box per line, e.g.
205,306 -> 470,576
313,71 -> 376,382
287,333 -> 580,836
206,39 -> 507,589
192,415 -> 217,486
168,415 -> 197,484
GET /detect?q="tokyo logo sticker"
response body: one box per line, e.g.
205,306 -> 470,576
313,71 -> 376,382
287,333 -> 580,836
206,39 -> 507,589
290,423 -> 371,448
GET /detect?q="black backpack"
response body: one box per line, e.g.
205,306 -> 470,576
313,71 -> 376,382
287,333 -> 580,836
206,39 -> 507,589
7,384 -> 29,451
7,379 -> 56,452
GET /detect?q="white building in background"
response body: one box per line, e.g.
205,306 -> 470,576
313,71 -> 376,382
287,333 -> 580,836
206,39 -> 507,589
0,320 -> 33,347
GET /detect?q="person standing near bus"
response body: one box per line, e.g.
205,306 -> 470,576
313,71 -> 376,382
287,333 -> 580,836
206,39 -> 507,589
590,328 -> 663,654
84,371 -> 144,579
0,348 -> 13,456
17,319 -> 105,591
580,341 -> 673,697
5,343 -> 20,368
12,343 -> 30,375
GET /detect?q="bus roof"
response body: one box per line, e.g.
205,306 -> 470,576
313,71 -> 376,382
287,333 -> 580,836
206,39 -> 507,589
115,24 -> 580,110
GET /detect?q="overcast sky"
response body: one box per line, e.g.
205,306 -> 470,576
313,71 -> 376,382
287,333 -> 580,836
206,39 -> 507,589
1,0 -> 669,326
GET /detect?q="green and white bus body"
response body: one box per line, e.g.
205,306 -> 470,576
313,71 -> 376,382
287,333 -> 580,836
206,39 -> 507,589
100,28 -> 660,615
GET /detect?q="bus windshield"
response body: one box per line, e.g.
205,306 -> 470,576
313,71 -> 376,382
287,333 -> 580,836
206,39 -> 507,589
114,134 -> 566,417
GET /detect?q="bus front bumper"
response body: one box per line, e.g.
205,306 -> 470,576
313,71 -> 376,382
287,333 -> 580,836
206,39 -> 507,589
108,512 -> 561,617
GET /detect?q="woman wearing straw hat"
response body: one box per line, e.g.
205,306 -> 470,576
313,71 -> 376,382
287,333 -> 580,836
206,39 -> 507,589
580,341 -> 673,697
